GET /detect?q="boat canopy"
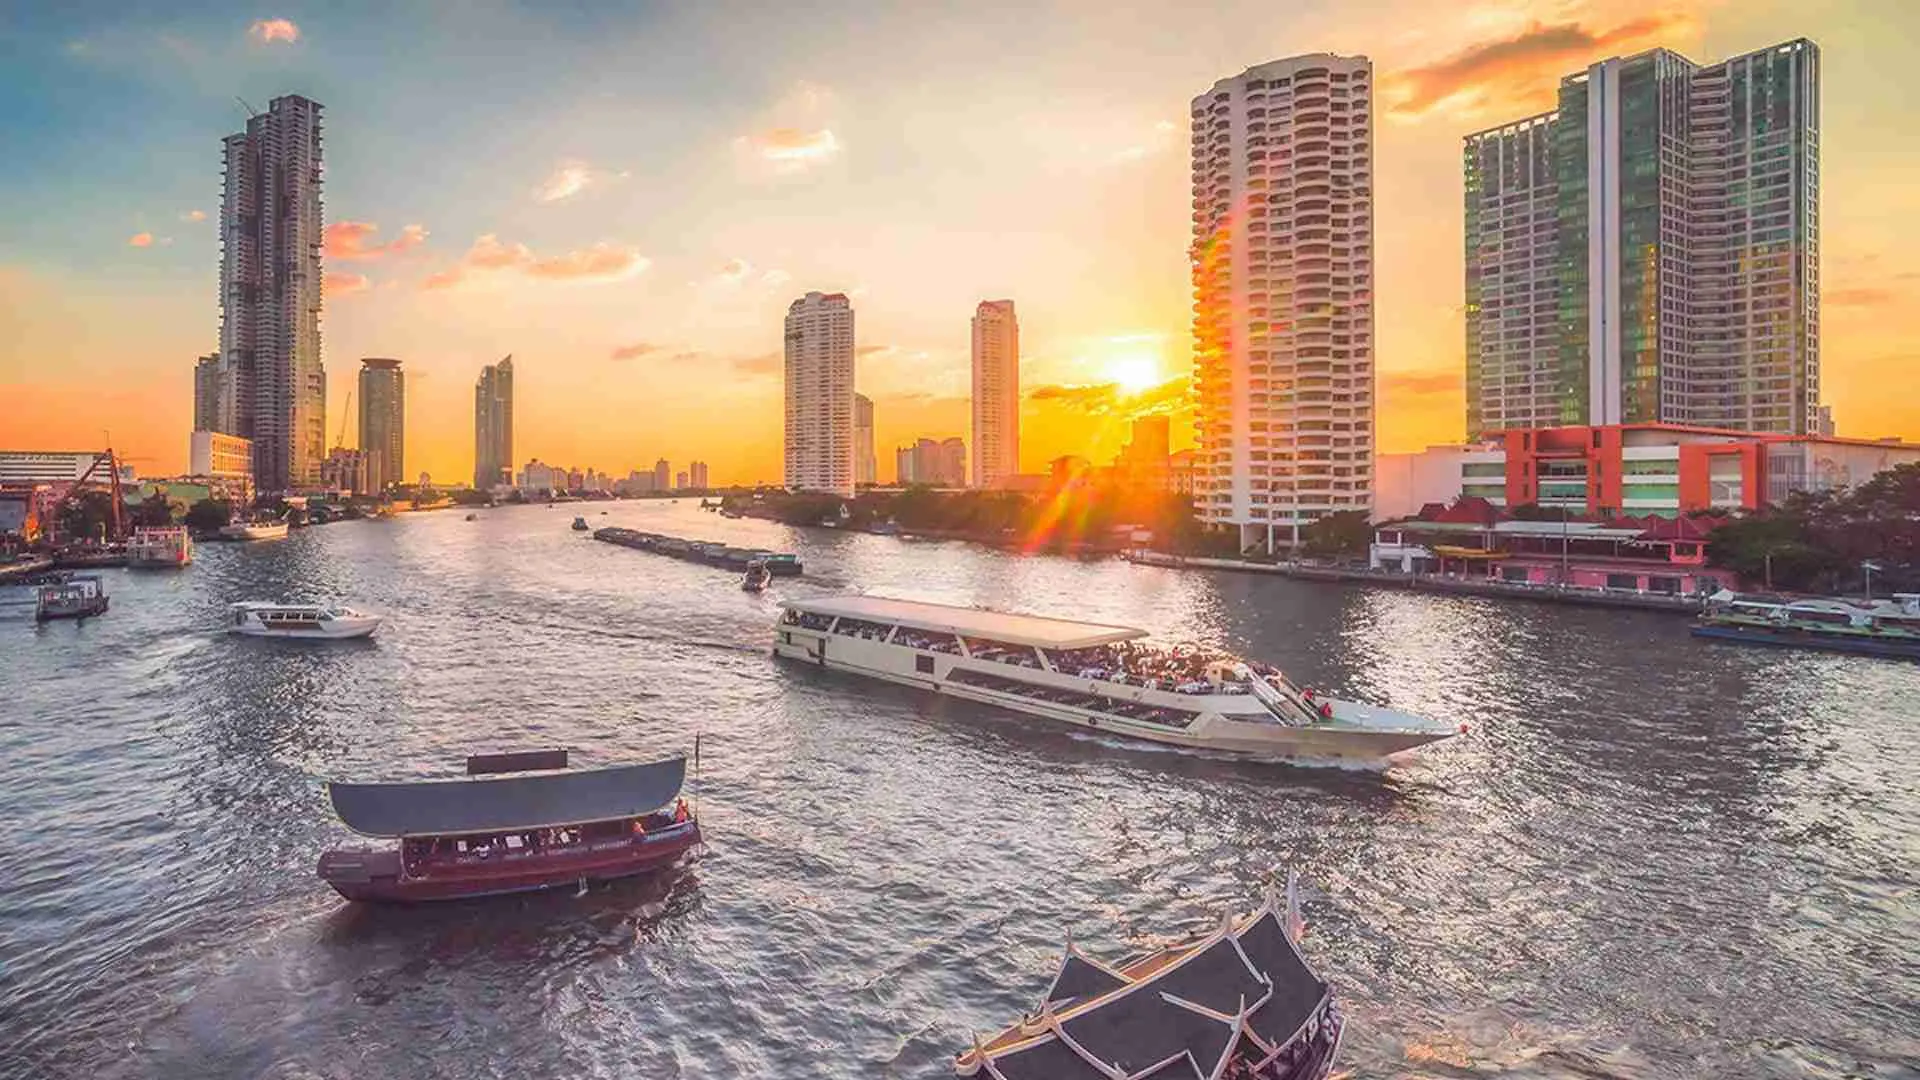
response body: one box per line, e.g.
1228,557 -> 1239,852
328,756 -> 686,838
783,595 -> 1145,649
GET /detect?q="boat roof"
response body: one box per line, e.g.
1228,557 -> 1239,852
782,595 -> 1146,649
327,756 -> 685,838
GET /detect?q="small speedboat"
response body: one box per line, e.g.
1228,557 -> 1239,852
230,601 -> 381,639
571,516 -> 590,531
742,561 -> 772,592
219,519 -> 290,541
465,513 -> 478,521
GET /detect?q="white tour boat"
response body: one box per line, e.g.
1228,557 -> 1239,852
773,595 -> 1461,762
219,519 -> 290,541
230,601 -> 382,639
128,526 -> 193,568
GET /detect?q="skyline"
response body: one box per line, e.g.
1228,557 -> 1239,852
5,2 -> 1920,486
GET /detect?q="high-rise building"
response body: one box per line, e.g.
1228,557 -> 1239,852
783,291 -> 856,496
321,447 -> 369,494
1464,39 -> 1821,439
653,458 -> 671,492
970,300 -> 1018,488
192,353 -> 224,432
220,94 -> 326,492
854,393 -> 877,487
896,437 -> 965,486
690,460 -> 710,489
357,358 -> 403,495
1115,415 -> 1174,490
474,356 -> 514,490
1191,54 -> 1376,552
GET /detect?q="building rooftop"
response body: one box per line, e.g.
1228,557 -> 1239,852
781,595 -> 1145,649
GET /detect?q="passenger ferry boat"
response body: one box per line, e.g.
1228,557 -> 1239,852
1693,591 -> 1920,660
229,601 -> 382,639
128,526 -> 193,568
774,596 -> 1460,762
318,750 -> 701,903
219,519 -> 290,541
957,875 -> 1341,1079
36,575 -> 109,622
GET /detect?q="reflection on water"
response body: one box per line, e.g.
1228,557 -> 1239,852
2,501 -> 1916,1079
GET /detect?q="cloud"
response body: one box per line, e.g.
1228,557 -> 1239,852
718,258 -> 752,283
535,160 -> 594,203
325,221 -> 428,261
181,209 -> 207,223
1381,370 -> 1462,397
737,128 -> 841,174
610,342 -> 664,361
1826,286 -> 1897,308
127,232 -> 153,247
1385,12 -> 1693,119
324,271 -> 370,296
422,234 -> 649,290
856,344 -> 893,357
248,18 -> 300,45
760,268 -> 793,288
1028,376 -> 1189,416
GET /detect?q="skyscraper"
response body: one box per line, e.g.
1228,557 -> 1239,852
854,393 -> 877,487
1191,55 -> 1376,552
1464,39 -> 1821,439
473,356 -> 513,490
192,353 -> 224,432
220,94 -> 325,492
357,358 -> 404,494
654,458 -> 671,491
783,291 -> 856,496
970,300 -> 1018,488
690,460 -> 710,489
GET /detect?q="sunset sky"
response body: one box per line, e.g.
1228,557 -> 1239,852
3,0 -> 1917,485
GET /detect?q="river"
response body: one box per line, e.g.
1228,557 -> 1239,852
2,501 -> 1915,1079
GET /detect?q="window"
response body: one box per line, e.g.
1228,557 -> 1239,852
915,655 -> 935,675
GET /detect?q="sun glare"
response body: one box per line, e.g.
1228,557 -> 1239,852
1107,354 -> 1161,396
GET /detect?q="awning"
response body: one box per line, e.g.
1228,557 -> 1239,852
328,757 -> 686,838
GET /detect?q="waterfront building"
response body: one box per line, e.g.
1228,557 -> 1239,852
690,461 -> 710,489
784,291 -> 856,497
220,94 -> 326,492
357,358 -> 404,495
567,467 -> 584,491
652,458 -> 671,492
192,353 -> 224,432
1374,423 -> 1920,521
896,437 -> 965,487
518,458 -> 560,493
189,430 -> 253,489
1464,39 -> 1821,439
675,470 -> 689,490
854,393 -> 877,487
1169,449 -> 1198,496
1113,414 -> 1173,491
321,447 -> 370,495
1192,54 -> 1376,553
970,300 -> 1018,489
0,451 -> 135,485
474,356 -> 514,490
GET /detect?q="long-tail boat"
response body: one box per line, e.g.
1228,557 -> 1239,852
956,875 -> 1342,1080
317,750 -> 702,903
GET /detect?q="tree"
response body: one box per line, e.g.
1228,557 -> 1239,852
57,490 -> 117,543
1300,510 -> 1373,560
132,493 -> 176,528
185,498 -> 233,533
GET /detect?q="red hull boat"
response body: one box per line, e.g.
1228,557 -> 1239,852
318,751 -> 702,905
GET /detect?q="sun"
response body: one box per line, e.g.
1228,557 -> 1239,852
1106,353 -> 1162,396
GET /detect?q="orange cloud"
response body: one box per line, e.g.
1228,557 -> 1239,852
423,234 -> 649,290
1381,370 -> 1462,398
535,160 -> 594,203
324,221 -> 428,261
610,342 -> 663,361
1827,286 -> 1897,308
248,18 -> 300,44
738,128 -> 840,174
324,271 -> 370,296
127,232 -> 153,247
180,209 -> 207,223
1385,12 -> 1694,120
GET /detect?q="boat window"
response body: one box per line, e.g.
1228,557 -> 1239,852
830,617 -> 893,640
791,610 -> 835,631
962,638 -> 1045,668
235,610 -> 246,625
894,628 -> 961,653
915,654 -> 936,675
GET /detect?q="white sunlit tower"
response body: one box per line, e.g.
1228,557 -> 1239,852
473,355 -> 513,490
854,393 -> 877,487
783,291 -> 856,497
1191,54 -> 1376,553
970,300 -> 1019,488
357,358 -> 404,494
220,94 -> 326,491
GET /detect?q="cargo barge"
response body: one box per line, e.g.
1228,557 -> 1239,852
593,527 -> 802,576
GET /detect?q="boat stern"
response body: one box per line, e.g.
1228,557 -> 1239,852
317,847 -> 402,902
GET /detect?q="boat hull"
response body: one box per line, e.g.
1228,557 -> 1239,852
1692,622 -> 1920,660
219,523 -> 290,541
319,822 -> 701,903
773,629 -> 1454,762
37,597 -> 109,621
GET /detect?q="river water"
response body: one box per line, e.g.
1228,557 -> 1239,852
2,502 -> 1915,1079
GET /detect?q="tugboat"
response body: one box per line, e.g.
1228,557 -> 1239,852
317,750 -> 701,903
35,575 -> 110,621
741,560 -> 772,592
957,875 -> 1342,1079
571,516 -> 590,531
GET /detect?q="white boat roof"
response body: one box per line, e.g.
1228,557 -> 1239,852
782,595 -> 1146,649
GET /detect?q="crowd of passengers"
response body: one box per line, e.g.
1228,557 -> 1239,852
1041,642 -> 1253,695
402,802 -> 692,869
948,669 -> 1198,728
783,610 -> 836,631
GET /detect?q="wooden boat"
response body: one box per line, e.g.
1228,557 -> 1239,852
1692,591 -> 1920,660
128,526 -> 193,568
318,751 -> 702,904
957,876 -> 1342,1079
36,575 -> 109,621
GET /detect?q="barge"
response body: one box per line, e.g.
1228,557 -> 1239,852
594,527 -> 802,575
1692,591 -> 1920,660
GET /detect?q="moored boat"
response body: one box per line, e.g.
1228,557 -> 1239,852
774,595 -> 1460,762
219,518 -> 290,541
35,575 -> 109,622
317,750 -> 702,903
128,526 -> 194,568
1692,591 -> 1920,660
956,876 -> 1342,1079
230,601 -> 381,639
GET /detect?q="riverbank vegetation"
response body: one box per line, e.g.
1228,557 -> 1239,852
1706,462 -> 1920,593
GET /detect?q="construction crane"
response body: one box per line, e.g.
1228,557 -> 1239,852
335,390 -> 352,450
39,449 -> 127,545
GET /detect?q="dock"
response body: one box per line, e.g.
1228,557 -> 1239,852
592,528 -> 802,576
1124,550 -> 1707,615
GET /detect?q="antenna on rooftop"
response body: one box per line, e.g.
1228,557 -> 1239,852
236,96 -> 260,119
